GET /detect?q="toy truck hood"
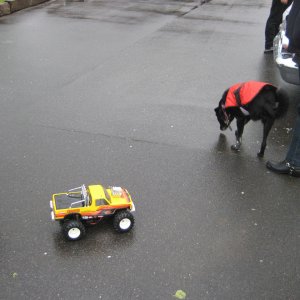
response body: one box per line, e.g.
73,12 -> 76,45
106,186 -> 132,206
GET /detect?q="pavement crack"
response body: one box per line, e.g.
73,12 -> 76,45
179,5 -> 198,17
178,0 -> 212,18
36,123 -> 184,149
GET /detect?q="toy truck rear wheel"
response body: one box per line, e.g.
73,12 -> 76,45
113,210 -> 134,233
62,220 -> 86,241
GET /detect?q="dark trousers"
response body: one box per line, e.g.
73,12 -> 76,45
286,106 -> 300,167
265,0 -> 292,49
286,68 -> 300,167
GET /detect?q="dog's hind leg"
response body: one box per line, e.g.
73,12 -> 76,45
257,118 -> 274,157
231,118 -> 249,152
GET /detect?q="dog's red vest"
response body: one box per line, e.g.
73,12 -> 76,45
225,81 -> 275,108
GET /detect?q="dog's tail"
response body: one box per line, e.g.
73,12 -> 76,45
275,88 -> 289,118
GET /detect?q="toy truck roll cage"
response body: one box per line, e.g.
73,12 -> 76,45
67,185 -> 89,207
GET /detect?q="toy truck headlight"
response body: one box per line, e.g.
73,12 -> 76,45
50,211 -> 55,221
50,200 -> 53,209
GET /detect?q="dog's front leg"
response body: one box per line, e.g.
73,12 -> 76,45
257,118 -> 274,157
231,118 -> 245,151
231,130 -> 242,151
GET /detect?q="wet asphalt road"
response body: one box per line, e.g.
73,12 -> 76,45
1,0 -> 300,299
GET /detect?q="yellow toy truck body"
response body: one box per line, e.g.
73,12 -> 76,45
50,184 -> 135,240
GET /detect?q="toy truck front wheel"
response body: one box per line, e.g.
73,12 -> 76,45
113,210 -> 134,233
62,220 -> 86,241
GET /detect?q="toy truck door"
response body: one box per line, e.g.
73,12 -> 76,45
96,199 -> 115,216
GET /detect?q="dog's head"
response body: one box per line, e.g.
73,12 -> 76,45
214,99 -> 234,131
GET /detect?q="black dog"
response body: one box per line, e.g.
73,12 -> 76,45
214,81 -> 289,157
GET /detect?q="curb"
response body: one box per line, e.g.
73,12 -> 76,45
0,0 -> 48,16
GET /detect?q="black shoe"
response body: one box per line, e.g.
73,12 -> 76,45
266,160 -> 300,177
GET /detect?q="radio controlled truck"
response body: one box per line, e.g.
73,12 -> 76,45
50,184 -> 135,241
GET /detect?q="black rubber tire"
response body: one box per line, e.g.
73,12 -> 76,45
62,219 -> 86,241
113,210 -> 134,233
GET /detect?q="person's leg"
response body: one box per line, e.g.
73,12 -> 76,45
265,0 -> 290,51
286,64 -> 300,166
266,67 -> 300,176
266,106 -> 300,176
286,108 -> 300,166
